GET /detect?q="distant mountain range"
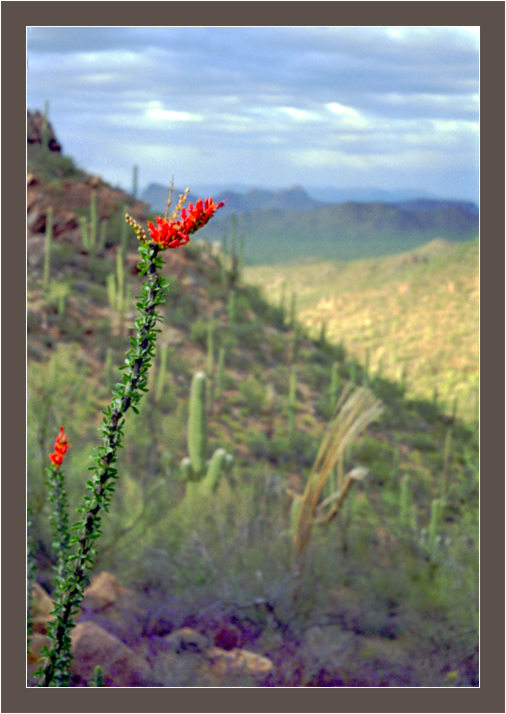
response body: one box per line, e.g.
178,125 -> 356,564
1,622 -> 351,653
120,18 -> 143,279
141,182 -> 479,265
142,183 -> 326,214
142,182 -> 478,215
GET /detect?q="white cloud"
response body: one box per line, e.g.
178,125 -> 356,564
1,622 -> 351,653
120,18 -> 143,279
326,102 -> 360,118
279,107 -> 316,121
145,103 -> 203,123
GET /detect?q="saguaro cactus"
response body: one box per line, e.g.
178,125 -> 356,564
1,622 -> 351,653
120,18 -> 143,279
80,190 -> 107,269
187,371 -> 208,478
107,248 -> 131,334
180,372 -> 234,496
216,346 -> 226,398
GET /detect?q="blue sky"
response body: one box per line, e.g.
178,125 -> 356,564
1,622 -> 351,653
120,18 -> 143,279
27,26 -> 479,201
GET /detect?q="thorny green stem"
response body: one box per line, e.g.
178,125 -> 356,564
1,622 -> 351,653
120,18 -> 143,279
39,244 -> 167,687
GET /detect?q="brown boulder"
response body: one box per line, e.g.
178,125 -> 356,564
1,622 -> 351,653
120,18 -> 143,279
29,582 -> 54,618
29,582 -> 56,635
80,572 -> 145,640
199,646 -> 274,684
81,572 -> 127,612
70,621 -> 152,687
163,627 -> 210,653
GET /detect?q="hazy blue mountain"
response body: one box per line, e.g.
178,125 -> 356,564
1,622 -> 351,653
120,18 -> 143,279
142,183 -> 325,214
198,200 -> 479,265
392,198 -> 479,215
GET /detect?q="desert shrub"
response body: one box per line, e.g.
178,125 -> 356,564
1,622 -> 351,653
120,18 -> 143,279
190,318 -> 210,347
353,435 -> 397,486
238,377 -> 267,415
28,145 -> 83,183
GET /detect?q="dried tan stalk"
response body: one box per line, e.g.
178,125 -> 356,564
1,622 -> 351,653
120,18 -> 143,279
292,385 -> 382,570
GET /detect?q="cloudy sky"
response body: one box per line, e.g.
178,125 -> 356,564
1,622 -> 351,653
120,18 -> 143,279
27,26 -> 479,201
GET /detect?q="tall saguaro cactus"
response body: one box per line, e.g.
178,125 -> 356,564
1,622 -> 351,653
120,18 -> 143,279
180,372 -> 234,496
80,191 -> 106,269
187,371 -> 208,478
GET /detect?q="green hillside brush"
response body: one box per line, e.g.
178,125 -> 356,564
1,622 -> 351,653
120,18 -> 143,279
179,371 -> 234,496
43,207 -> 53,294
291,384 -> 383,574
28,188 -> 225,687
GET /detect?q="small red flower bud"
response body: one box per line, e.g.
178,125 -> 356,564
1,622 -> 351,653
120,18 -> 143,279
49,426 -> 70,467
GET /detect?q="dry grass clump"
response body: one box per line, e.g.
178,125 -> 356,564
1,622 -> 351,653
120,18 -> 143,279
292,384 -> 383,571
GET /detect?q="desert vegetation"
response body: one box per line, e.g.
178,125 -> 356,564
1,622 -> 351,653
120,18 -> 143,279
245,238 -> 479,424
27,119 -> 478,687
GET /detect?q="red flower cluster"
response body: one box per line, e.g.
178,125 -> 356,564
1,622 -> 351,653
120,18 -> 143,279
49,426 -> 70,467
147,197 -> 225,249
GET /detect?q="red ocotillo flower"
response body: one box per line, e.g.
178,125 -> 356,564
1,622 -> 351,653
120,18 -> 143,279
147,197 -> 225,249
49,426 -> 70,466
